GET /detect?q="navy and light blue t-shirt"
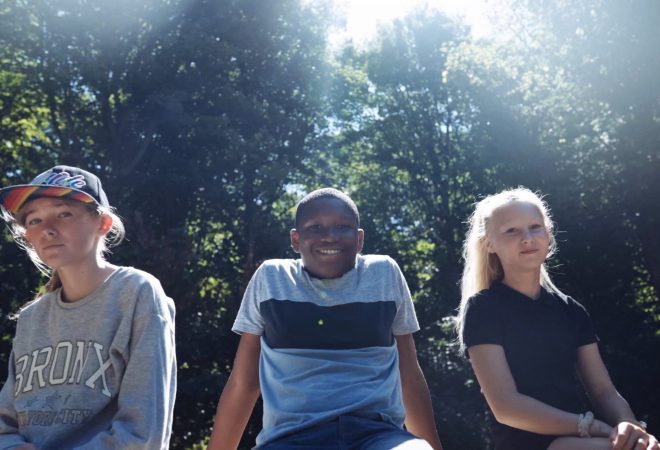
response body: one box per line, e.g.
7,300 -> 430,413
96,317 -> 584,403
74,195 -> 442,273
233,254 -> 420,445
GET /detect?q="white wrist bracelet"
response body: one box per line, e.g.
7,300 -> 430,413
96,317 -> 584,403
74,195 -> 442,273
578,411 -> 595,437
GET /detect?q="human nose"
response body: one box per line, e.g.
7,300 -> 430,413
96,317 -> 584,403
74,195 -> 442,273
40,219 -> 57,237
521,229 -> 533,242
319,226 -> 341,240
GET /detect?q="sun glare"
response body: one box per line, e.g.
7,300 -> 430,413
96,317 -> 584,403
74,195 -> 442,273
327,0 -> 498,48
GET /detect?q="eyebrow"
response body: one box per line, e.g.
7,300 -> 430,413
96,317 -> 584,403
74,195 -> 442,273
498,218 -> 543,229
20,200 -> 70,219
20,208 -> 36,219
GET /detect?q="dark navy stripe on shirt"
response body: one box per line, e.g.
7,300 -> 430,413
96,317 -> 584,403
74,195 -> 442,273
260,299 -> 396,349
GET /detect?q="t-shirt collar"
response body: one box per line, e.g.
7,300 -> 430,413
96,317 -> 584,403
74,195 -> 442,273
491,280 -> 555,306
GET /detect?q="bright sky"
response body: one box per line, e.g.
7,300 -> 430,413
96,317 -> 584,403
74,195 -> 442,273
328,0 -> 499,47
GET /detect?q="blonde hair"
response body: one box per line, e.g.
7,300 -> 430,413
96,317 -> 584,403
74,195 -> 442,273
3,201 -> 125,294
456,187 -> 561,349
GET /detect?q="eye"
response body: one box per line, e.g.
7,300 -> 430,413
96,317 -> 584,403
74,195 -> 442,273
26,217 -> 41,227
58,211 -> 73,219
505,227 -> 518,234
530,223 -> 544,230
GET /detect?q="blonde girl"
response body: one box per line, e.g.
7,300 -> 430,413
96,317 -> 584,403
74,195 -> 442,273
456,187 -> 657,450
0,165 -> 176,449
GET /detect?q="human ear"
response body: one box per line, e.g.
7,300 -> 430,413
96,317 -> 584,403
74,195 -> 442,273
290,229 -> 300,253
357,228 -> 365,253
484,237 -> 496,254
98,215 -> 113,235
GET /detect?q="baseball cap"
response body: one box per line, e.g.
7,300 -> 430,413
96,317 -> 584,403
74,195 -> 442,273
0,165 -> 110,215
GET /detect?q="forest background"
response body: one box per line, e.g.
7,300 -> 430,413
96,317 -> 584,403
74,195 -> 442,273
1,0 -> 658,448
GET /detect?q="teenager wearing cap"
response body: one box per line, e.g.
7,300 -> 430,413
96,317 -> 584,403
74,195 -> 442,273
0,165 -> 176,449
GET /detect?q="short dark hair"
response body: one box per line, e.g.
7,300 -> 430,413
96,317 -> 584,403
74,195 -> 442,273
295,188 -> 360,227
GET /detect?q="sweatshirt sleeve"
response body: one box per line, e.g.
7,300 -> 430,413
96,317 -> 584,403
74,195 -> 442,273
0,350 -> 28,449
73,279 -> 177,450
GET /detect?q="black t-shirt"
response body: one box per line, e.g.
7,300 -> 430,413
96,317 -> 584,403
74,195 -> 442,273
462,282 -> 598,449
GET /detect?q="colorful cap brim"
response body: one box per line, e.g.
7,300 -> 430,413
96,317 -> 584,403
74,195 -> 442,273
0,185 -> 97,215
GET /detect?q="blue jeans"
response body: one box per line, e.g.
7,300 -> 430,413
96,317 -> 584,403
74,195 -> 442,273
258,415 -> 433,450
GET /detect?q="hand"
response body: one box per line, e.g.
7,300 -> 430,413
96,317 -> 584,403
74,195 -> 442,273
589,418 -> 613,437
610,421 -> 660,450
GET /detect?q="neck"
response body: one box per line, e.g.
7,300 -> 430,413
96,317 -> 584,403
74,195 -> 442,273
502,269 -> 542,299
58,258 -> 117,302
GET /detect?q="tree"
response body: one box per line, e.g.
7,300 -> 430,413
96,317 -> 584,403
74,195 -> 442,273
0,0 -> 330,447
307,9 -> 498,447
445,0 -> 660,433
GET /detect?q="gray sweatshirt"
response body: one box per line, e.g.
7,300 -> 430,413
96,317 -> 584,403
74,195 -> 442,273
0,267 -> 176,449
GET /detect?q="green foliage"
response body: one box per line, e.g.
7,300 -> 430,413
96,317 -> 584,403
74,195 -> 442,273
442,0 -> 660,438
1,1 -> 658,448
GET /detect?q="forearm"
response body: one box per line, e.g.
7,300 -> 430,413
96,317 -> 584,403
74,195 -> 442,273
0,401 -> 26,447
0,352 -> 27,448
395,334 -> 442,449
589,388 -> 636,426
490,391 -> 610,437
208,378 -> 260,450
401,374 -> 443,450
209,333 -> 262,450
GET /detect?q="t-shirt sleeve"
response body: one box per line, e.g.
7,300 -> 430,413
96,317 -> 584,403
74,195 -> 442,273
389,258 -> 420,336
232,264 -> 266,336
462,295 -> 504,353
568,297 -> 598,346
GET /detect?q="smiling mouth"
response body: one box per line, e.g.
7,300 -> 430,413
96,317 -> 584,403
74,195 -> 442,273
317,249 -> 341,255
521,249 -> 538,254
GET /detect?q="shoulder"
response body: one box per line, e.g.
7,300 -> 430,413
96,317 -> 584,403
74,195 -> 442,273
565,295 -> 588,311
115,266 -> 168,298
358,254 -> 399,272
544,287 -> 588,311
244,259 -> 304,298
466,287 -> 501,309
463,287 -> 508,322
16,291 -> 56,320
255,258 -> 301,279
259,258 -> 299,271
461,287 -> 509,351
111,266 -> 158,285
558,293 -> 592,319
356,255 -> 405,286
113,267 -> 174,316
